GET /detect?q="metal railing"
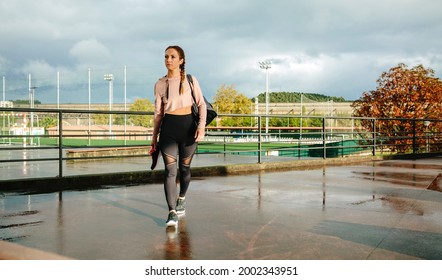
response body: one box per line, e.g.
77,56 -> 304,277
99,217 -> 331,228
1,107 -> 441,180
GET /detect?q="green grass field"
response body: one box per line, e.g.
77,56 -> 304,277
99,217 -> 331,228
2,136 -> 364,158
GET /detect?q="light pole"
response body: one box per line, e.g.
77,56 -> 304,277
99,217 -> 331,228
2,76 -> 5,102
56,71 -> 60,109
2,77 -> 4,136
29,86 -> 37,145
104,74 -> 114,137
424,121 -> 430,152
88,68 -> 91,145
124,66 -> 127,145
259,60 -> 271,134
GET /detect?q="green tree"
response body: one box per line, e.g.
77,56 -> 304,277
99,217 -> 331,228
128,98 -> 154,127
93,99 -> 154,127
10,99 -> 42,105
212,84 -> 252,126
40,116 -> 58,129
92,106 -> 111,125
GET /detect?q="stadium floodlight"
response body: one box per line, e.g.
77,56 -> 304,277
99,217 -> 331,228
259,60 -> 272,134
104,74 -> 114,136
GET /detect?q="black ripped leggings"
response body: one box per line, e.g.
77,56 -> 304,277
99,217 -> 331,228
159,113 -> 197,211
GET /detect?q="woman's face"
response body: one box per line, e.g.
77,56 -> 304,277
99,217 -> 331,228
164,48 -> 183,72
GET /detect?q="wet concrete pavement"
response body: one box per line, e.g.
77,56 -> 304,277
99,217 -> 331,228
0,149 -> 297,180
1,157 -> 442,260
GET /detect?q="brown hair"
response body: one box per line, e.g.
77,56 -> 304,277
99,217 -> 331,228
165,45 -> 186,94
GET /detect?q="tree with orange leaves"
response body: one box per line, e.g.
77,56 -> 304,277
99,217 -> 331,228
352,63 -> 442,152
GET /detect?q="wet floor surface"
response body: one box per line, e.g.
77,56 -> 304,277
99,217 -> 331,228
1,158 -> 442,260
0,151 -> 296,180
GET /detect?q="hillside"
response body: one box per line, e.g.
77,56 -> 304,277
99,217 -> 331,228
254,92 -> 349,103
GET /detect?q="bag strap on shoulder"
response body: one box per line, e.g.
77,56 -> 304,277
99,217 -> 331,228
187,74 -> 197,104
187,74 -> 194,85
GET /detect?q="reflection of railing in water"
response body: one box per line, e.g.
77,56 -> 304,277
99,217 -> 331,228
0,107 -> 441,180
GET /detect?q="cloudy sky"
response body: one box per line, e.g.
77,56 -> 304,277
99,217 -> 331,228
0,0 -> 441,104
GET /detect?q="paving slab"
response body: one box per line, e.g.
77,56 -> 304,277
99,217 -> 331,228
1,157 -> 441,260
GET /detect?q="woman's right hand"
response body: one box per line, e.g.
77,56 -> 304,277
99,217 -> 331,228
151,137 -> 158,151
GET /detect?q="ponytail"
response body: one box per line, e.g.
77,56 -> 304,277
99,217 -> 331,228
179,63 -> 185,94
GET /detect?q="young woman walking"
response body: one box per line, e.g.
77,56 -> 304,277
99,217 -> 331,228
151,45 -> 207,227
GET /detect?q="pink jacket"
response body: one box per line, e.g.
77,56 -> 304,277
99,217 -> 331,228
153,75 -> 207,131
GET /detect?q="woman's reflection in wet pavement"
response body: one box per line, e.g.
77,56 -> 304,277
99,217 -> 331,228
164,217 -> 191,260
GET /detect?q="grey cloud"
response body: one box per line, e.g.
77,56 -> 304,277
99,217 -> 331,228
1,0 -> 441,103
69,39 -> 113,67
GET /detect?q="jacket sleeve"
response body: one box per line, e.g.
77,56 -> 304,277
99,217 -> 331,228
153,80 -> 165,137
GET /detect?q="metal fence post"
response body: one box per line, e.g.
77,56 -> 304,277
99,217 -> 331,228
322,117 -> 326,159
372,118 -> 376,156
223,136 -> 226,158
58,110 -> 63,178
412,119 -> 417,154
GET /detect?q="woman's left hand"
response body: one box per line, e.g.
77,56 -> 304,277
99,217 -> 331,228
195,128 -> 205,142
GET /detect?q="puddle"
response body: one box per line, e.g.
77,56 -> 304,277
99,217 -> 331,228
0,235 -> 28,242
0,210 -> 39,218
352,171 -> 433,188
0,221 -> 43,229
427,174 -> 442,192
351,195 -> 424,216
0,210 -> 42,242
376,161 -> 442,170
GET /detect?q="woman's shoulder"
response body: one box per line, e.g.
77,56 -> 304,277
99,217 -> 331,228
157,75 -> 167,83
186,74 -> 199,83
154,76 -> 167,87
